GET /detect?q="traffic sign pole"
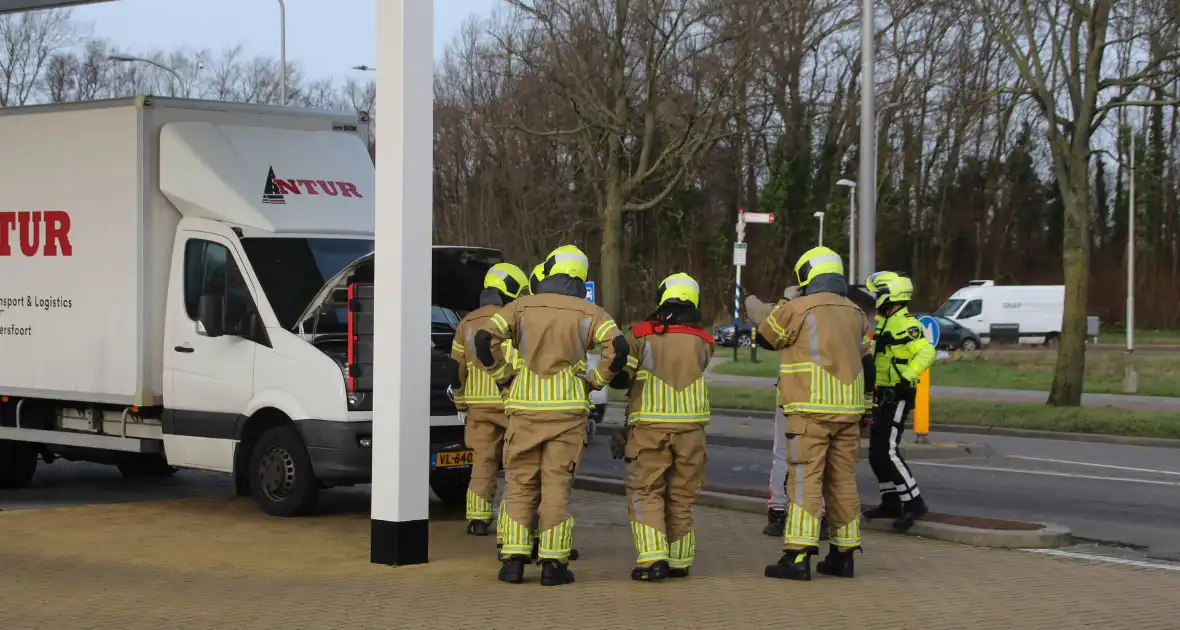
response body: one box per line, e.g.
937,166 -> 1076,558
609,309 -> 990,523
732,209 -> 775,363
913,315 -> 939,444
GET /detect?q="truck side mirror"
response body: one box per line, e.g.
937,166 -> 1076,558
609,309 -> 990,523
198,294 -> 225,338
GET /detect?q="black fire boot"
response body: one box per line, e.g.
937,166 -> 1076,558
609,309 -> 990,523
819,516 -> 830,541
762,508 -> 786,537
530,537 -> 540,561
862,494 -> 902,520
668,567 -> 690,579
466,519 -> 491,536
494,542 -> 504,560
539,560 -> 575,586
497,554 -> 529,584
631,560 -> 671,582
815,546 -> 859,578
764,549 -> 814,581
893,496 -> 929,532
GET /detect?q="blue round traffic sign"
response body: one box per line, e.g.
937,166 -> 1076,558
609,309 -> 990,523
917,315 -> 940,347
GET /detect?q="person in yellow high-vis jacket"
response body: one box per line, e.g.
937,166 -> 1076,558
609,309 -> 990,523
475,244 -> 628,587
758,246 -> 875,582
448,262 -> 529,545
608,272 -> 714,582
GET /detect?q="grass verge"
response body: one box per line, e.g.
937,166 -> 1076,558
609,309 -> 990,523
653,385 -> 1180,439
712,348 -> 1180,398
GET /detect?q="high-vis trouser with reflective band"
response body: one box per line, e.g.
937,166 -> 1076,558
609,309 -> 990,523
623,423 -> 707,569
869,386 -> 921,502
464,406 -> 510,521
781,413 -> 861,552
498,412 -> 586,561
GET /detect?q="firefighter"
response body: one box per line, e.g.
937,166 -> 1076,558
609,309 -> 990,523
475,244 -> 628,586
448,263 -> 528,545
862,271 -> 935,531
607,272 -> 713,582
746,288 -> 829,541
757,246 -> 875,581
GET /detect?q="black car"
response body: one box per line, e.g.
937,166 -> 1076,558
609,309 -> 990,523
914,313 -> 981,351
714,320 -> 756,348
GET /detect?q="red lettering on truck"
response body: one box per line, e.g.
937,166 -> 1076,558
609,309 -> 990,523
0,210 -> 72,257
261,166 -> 365,203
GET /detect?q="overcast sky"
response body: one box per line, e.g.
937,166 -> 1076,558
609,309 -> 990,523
70,0 -> 501,81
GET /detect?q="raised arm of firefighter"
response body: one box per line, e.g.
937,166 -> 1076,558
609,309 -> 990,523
584,306 -> 628,390
755,300 -> 804,351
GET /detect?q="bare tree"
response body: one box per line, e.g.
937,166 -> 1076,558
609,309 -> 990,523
0,9 -> 80,106
976,0 -> 1180,405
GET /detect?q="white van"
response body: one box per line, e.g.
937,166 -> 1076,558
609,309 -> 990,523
934,281 -> 1064,345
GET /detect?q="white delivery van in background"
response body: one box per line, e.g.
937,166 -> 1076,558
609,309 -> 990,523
0,96 -> 497,516
934,280 -> 1064,345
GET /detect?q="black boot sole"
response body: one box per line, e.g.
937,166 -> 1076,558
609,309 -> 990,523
498,560 -> 527,584
764,565 -> 811,581
815,563 -> 854,578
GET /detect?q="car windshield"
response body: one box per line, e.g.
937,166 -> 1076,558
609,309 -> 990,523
934,299 -> 964,317
240,237 -> 375,331
934,316 -> 955,328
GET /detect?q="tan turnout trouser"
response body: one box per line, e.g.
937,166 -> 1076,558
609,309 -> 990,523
464,406 -> 509,522
499,411 -> 586,562
623,422 -> 707,569
781,413 -> 862,552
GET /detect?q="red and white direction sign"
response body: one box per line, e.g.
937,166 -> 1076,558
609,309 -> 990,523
741,212 -> 775,224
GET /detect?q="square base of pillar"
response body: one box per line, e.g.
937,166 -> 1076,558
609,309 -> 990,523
370,518 -> 429,565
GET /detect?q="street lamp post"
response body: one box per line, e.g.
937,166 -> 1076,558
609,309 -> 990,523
814,211 -> 826,246
277,0 -> 287,105
836,179 -> 856,282
108,54 -> 184,92
857,0 -> 875,282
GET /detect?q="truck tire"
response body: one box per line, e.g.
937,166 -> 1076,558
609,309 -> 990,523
0,440 -> 39,489
429,470 -> 469,507
249,424 -> 320,517
117,454 -> 179,478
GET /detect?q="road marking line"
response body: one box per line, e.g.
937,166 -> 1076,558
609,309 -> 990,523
1005,455 -> 1180,476
1024,549 -> 1180,572
910,461 -> 1180,486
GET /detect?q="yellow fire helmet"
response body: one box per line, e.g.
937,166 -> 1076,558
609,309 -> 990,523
526,262 -> 546,295
541,244 -> 590,282
483,262 -> 529,299
865,271 -> 914,309
794,246 -> 845,287
657,272 -> 701,308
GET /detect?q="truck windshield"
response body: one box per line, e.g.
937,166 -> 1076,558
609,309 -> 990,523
240,237 -> 374,330
934,299 -> 964,318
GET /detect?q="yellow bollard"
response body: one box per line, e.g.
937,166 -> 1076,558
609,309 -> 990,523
914,368 -> 931,444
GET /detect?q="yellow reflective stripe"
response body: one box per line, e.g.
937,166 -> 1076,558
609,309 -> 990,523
504,366 -> 594,412
594,320 -> 618,342
830,519 -> 861,549
464,361 -> 502,401
537,516 -> 575,560
632,372 -> 710,423
668,531 -> 696,569
631,521 -> 670,564
765,311 -> 787,340
779,363 -> 809,374
465,489 -> 494,520
451,340 -> 465,354
500,515 -> 533,556
783,503 -> 821,547
495,499 -> 508,547
778,362 -> 866,415
625,355 -> 639,369
489,313 -> 509,335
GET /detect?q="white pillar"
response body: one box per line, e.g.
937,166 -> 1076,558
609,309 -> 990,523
371,0 -> 433,566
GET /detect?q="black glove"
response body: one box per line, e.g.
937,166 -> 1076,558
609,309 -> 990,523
609,427 -> 628,460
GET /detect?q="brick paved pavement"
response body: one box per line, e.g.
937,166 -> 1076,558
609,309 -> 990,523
1,490 -> 1177,629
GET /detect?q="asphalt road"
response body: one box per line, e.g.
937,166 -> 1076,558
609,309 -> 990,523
5,425 -> 1179,563
705,372 -> 1180,411
578,429 -> 1180,559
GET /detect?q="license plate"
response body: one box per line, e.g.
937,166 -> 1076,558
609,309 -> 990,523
434,450 -> 474,468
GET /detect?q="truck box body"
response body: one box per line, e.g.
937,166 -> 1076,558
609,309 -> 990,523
0,97 -> 373,407
0,97 -> 490,514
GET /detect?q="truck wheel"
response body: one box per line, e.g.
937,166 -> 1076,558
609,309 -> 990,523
249,424 -> 320,517
0,440 -> 39,489
429,471 -> 469,507
117,455 -> 179,478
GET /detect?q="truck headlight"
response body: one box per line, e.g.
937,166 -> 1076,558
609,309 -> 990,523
347,391 -> 367,410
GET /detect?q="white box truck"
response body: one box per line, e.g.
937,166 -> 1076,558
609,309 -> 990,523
934,280 -> 1064,345
0,96 -> 499,515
